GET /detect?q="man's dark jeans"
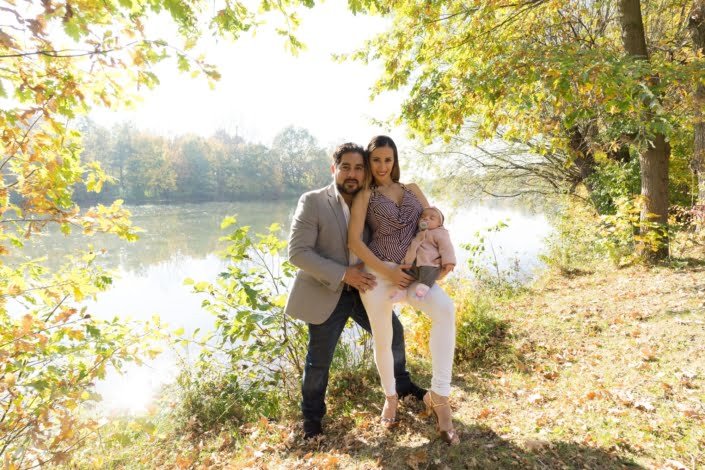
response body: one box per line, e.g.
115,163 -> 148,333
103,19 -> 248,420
301,289 -> 412,423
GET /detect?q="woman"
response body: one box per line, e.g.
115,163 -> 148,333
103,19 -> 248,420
348,135 -> 459,445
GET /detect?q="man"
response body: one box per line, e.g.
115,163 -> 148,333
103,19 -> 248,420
285,142 -> 425,439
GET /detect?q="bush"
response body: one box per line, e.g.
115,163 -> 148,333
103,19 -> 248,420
171,365 -> 278,434
542,197 -> 604,273
461,220 -> 526,297
586,158 -> 640,215
543,196 -> 668,272
403,278 -> 511,368
181,220 -> 307,428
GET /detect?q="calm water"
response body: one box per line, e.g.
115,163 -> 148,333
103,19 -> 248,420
19,199 -> 551,413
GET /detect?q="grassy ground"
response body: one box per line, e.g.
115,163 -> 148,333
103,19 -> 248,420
78,262 -> 705,469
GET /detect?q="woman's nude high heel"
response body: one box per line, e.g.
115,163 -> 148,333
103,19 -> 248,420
423,391 -> 460,445
381,394 -> 399,429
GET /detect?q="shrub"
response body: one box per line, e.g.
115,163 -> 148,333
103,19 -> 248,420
171,365 -> 276,434
543,196 -> 668,271
542,197 -> 605,273
403,278 -> 511,368
461,220 -> 526,297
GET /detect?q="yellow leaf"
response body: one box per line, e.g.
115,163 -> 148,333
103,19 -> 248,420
73,285 -> 84,301
639,346 -> 657,362
5,372 -> 16,387
68,329 -> 85,341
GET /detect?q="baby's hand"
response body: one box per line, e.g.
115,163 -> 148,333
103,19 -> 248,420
439,264 -> 455,280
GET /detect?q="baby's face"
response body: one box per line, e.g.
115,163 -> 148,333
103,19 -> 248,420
419,209 -> 441,230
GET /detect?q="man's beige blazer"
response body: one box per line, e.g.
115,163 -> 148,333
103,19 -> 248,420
285,183 -> 362,325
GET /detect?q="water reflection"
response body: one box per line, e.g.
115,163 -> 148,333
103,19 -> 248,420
19,200 -> 297,273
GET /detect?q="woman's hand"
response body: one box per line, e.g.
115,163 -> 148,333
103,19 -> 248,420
386,264 -> 416,289
439,263 -> 455,280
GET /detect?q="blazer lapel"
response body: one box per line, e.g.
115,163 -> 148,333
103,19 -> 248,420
326,184 -> 349,259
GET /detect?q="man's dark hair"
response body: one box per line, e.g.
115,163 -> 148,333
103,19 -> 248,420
332,142 -> 365,165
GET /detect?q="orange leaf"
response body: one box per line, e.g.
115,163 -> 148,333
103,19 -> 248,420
175,455 -> 194,469
21,314 -> 33,333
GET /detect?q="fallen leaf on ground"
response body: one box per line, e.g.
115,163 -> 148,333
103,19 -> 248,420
524,439 -> 551,452
527,393 -> 544,404
314,454 -> 340,469
406,450 -> 428,470
661,459 -> 688,470
634,400 -> 655,412
676,402 -> 701,418
175,455 -> 194,469
640,346 -> 657,362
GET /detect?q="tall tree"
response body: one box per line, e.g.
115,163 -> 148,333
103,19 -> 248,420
618,0 -> 670,259
690,2 -> 705,214
271,126 -> 329,191
110,122 -> 137,199
172,135 -> 215,202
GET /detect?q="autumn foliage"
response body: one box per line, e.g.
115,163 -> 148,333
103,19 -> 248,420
0,0 -> 316,466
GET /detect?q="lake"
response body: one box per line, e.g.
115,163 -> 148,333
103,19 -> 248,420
18,198 -> 551,414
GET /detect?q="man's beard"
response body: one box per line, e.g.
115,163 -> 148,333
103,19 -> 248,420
337,180 -> 361,195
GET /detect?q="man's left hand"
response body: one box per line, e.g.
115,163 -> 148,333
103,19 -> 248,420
343,263 -> 377,292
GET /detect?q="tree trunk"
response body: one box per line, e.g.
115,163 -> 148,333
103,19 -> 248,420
640,133 -> 670,219
689,3 -> 705,219
619,0 -> 670,260
619,0 -> 649,58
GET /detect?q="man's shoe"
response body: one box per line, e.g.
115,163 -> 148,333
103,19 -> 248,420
303,420 -> 322,440
398,382 -> 427,402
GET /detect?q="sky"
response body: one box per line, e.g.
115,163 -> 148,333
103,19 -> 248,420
91,2 -> 408,148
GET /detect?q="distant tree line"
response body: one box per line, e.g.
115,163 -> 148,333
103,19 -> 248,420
74,121 -> 332,204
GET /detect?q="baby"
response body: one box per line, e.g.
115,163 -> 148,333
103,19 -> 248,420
391,206 -> 456,301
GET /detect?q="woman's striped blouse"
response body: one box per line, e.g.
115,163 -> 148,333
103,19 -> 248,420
365,184 -> 424,264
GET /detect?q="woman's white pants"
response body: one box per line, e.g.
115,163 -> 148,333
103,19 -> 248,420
360,262 -> 456,397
